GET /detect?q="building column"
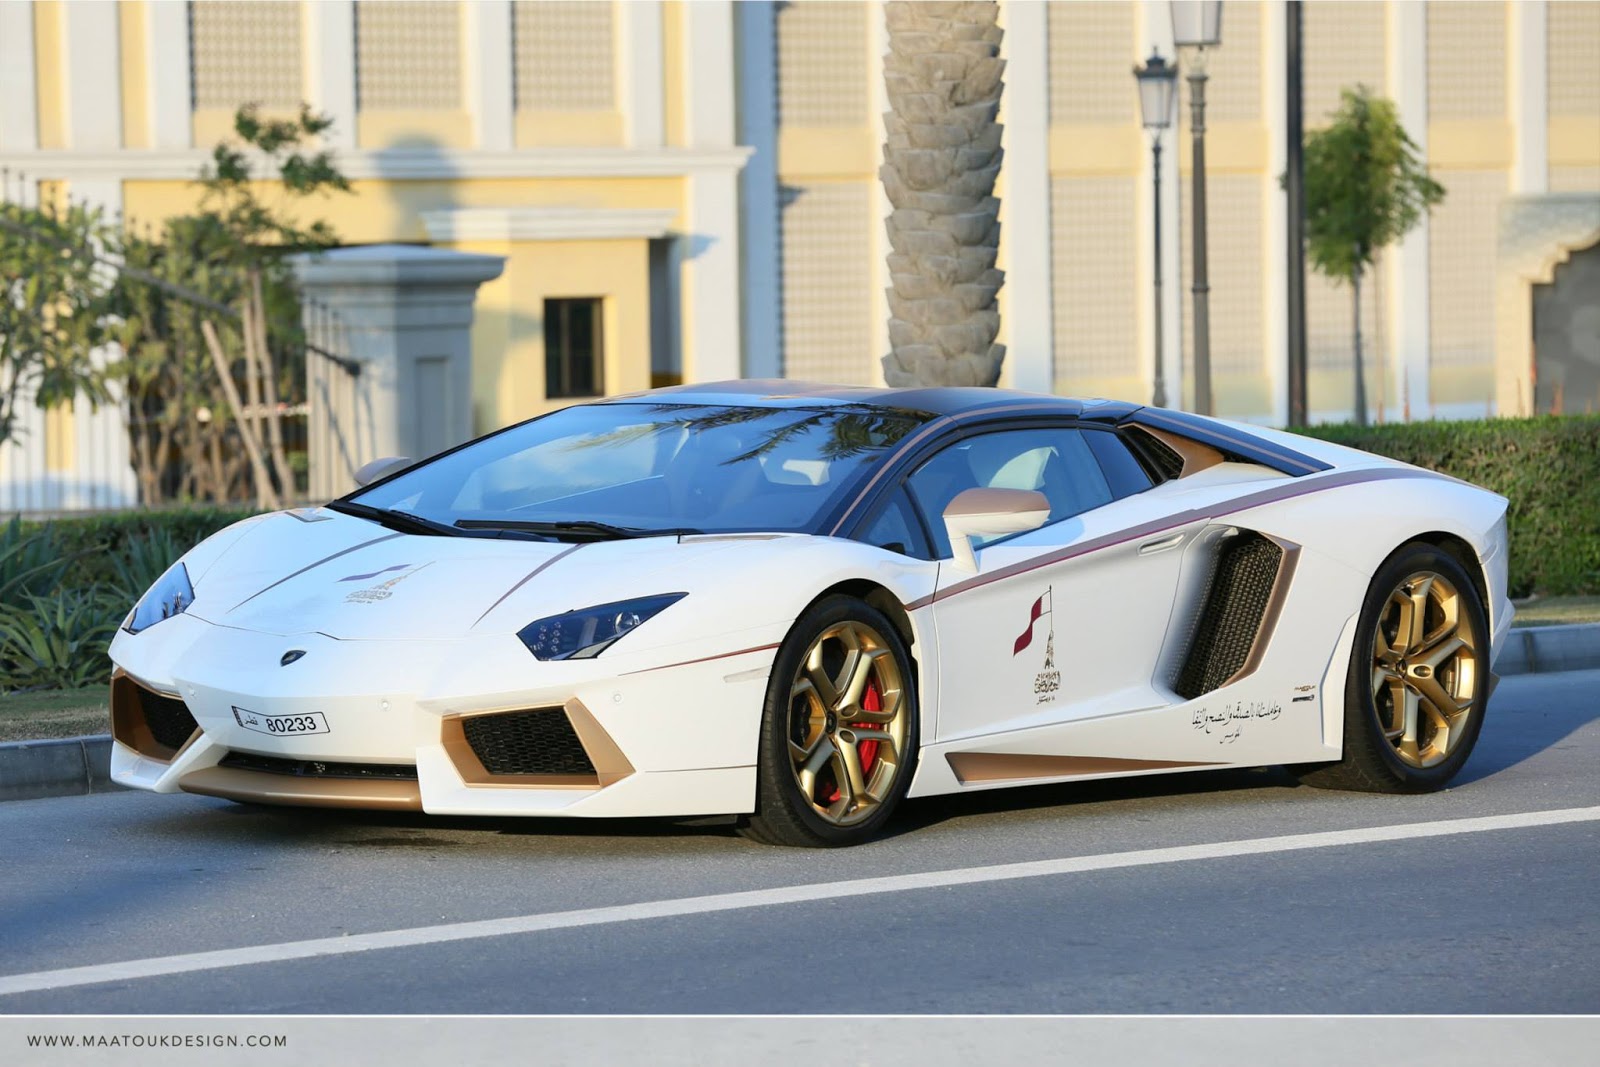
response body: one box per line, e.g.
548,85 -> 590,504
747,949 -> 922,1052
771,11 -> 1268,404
736,1 -> 780,379
146,0 -> 191,148
0,3 -> 38,152
464,0 -> 513,151
305,0 -> 356,151
1386,0 -> 1430,420
1509,0 -> 1548,196
65,2 -> 133,509
1263,0 -> 1289,426
64,0 -> 123,158
681,0 -> 744,382
622,1 -> 666,149
1000,0 -> 1055,395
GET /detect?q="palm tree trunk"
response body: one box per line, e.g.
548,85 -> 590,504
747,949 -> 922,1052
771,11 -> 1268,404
1351,263 -> 1367,426
880,1 -> 1006,387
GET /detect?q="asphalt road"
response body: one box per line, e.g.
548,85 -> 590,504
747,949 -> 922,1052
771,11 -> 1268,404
1,670 -> 1596,1015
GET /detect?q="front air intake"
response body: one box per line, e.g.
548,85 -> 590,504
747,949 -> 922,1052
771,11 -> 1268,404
1173,532 -> 1288,700
461,709 -> 596,776
441,700 -> 635,789
111,671 -> 201,760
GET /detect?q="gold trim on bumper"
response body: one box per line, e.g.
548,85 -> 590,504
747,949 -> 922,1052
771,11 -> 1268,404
178,766 -> 423,811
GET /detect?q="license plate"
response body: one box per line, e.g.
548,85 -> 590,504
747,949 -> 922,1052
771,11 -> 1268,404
232,707 -> 329,736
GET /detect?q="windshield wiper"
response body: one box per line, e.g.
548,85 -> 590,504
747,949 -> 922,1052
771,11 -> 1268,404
325,501 -> 464,538
453,519 -> 702,541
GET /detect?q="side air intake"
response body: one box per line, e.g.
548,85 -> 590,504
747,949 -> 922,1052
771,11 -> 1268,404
1173,531 -> 1290,700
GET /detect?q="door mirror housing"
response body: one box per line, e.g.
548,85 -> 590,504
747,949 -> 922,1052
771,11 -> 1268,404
942,488 -> 1051,572
353,456 -> 412,487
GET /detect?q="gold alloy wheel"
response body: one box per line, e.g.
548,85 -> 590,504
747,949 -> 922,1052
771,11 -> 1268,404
787,620 -> 909,827
1371,571 -> 1480,769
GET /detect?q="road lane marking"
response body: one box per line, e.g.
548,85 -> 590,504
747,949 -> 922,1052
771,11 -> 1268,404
3,805 -> 1597,997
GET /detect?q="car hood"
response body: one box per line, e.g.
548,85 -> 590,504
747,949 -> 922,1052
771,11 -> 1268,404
181,510 -> 754,640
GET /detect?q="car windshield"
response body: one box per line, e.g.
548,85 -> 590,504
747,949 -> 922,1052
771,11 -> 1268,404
345,402 -> 928,537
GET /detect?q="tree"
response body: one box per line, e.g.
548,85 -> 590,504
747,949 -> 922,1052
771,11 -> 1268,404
1302,86 -> 1444,425
0,200 -> 116,449
879,1 -> 1006,388
109,104 -> 350,507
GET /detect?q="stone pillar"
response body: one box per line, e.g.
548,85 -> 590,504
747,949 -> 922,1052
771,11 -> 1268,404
292,245 -> 506,499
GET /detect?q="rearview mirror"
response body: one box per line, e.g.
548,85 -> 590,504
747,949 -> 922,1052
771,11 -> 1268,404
942,488 -> 1051,572
353,456 -> 412,487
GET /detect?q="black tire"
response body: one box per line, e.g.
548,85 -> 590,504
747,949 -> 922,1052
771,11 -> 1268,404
738,595 -> 919,847
1293,542 -> 1490,793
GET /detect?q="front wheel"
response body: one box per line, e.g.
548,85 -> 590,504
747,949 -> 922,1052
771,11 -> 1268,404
738,595 -> 919,847
1294,543 -> 1489,794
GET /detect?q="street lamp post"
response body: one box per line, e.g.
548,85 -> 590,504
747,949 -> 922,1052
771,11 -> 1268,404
1134,52 -> 1179,409
1171,1 -> 1223,416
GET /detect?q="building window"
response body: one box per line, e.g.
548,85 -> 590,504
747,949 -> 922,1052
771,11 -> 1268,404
513,0 -> 616,112
189,1 -> 303,111
355,1 -> 462,111
545,298 -> 604,399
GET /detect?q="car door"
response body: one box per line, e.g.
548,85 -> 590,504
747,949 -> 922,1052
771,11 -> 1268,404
905,425 -> 1205,744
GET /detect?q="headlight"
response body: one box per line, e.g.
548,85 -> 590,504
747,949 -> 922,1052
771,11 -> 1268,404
517,593 -> 686,661
126,562 -> 195,635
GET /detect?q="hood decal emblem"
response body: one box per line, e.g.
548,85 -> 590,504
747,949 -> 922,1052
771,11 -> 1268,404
340,563 -> 413,583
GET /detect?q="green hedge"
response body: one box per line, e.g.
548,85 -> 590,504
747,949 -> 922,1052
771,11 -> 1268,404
1296,415 -> 1600,597
24,507 -> 257,595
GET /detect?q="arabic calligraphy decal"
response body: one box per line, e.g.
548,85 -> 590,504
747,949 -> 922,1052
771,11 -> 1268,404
1015,587 -> 1061,704
1191,699 -> 1283,743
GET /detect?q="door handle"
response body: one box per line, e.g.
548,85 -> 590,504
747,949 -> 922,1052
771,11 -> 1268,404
1138,532 -> 1185,555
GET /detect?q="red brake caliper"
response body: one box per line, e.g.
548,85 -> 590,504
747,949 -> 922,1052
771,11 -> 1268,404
822,676 -> 882,805
856,679 -> 882,773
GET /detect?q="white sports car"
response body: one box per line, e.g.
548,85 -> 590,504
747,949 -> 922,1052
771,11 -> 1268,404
109,382 -> 1512,846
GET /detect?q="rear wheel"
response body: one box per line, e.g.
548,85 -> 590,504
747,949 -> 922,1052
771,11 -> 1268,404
1295,543 -> 1489,793
739,596 -> 918,847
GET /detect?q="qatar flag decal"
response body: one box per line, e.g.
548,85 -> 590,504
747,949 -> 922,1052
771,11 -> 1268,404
1013,587 -> 1054,656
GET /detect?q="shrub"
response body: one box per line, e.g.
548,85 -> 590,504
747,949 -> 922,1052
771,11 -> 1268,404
1,507 -> 254,692
24,507 -> 256,599
1297,415 -> 1600,597
0,589 -> 121,691
0,517 -> 71,603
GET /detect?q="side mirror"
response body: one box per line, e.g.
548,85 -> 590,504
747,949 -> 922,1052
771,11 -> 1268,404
942,488 -> 1051,572
353,456 -> 412,487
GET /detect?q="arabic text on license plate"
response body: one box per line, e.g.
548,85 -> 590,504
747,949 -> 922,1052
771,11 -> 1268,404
232,708 -> 329,736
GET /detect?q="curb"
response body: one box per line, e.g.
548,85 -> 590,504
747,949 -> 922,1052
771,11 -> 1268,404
0,734 -> 123,803
0,624 -> 1596,804
1498,622 -> 1600,677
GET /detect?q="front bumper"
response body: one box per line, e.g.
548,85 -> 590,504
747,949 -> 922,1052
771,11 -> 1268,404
107,614 -> 779,818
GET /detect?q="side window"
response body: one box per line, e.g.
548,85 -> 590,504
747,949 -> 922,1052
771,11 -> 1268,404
905,428 -> 1114,558
858,488 -> 932,559
1084,429 -> 1154,499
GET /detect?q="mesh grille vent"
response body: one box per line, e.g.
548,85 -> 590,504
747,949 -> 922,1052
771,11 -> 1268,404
219,752 -> 418,781
1126,427 -> 1184,482
462,709 -> 596,777
1174,532 -> 1284,700
137,688 -> 200,752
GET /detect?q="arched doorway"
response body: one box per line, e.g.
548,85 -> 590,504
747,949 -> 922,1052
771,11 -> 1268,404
1532,239 -> 1600,415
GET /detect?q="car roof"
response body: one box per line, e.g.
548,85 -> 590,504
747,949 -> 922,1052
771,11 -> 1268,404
598,379 -> 1139,421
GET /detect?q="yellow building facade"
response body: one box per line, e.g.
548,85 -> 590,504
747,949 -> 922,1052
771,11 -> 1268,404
1,1 -> 1597,510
